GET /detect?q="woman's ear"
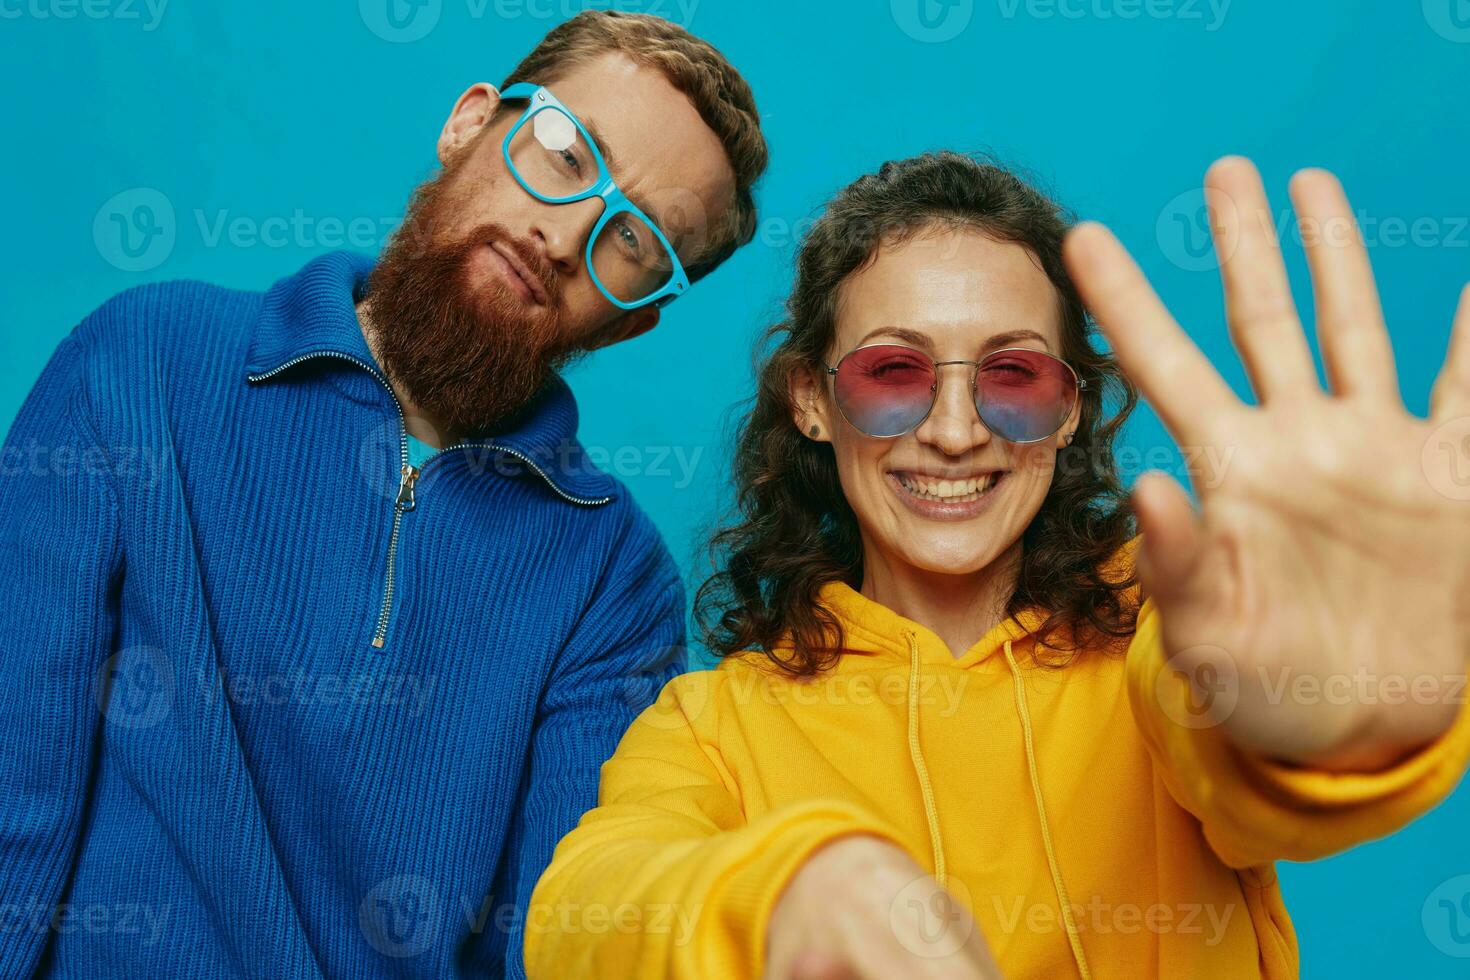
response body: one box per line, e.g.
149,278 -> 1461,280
438,83 -> 502,165
1056,399 -> 1083,448
789,363 -> 834,444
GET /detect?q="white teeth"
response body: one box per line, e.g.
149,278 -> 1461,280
898,472 -> 1000,501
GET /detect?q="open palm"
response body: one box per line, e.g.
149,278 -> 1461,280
1063,158 -> 1470,769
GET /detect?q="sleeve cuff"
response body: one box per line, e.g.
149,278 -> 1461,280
1242,693 -> 1470,808
1128,597 -> 1470,866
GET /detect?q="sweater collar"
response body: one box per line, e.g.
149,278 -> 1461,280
245,250 -> 380,377
246,250 -> 618,505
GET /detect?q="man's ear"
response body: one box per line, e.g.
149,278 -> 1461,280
438,83 -> 502,166
590,307 -> 661,350
789,363 -> 834,444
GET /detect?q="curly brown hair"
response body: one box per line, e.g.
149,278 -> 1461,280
501,10 -> 766,283
695,152 -> 1141,675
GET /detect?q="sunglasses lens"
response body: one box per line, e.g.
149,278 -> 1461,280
833,345 -> 937,437
975,349 -> 1078,442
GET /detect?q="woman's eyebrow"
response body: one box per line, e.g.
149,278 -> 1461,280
983,329 -> 1052,353
854,326 -> 933,348
852,326 -> 1053,352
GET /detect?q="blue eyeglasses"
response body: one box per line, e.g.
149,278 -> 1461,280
498,83 -> 691,311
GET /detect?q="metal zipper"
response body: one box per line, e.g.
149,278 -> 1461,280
367,464 -> 418,648
252,351 -> 412,649
248,351 -> 612,651
470,443 -> 613,507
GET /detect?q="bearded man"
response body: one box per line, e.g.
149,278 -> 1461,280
0,12 -> 765,978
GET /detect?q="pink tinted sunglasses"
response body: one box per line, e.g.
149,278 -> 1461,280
823,343 -> 1084,443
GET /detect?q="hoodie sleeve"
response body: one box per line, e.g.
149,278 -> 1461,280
523,667 -> 915,979
1127,595 -> 1470,868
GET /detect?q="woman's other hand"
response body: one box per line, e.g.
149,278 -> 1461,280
766,836 -> 1002,979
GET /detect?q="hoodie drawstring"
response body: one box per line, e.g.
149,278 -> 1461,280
905,631 -> 947,889
902,630 -> 1092,980
1004,638 -> 1092,980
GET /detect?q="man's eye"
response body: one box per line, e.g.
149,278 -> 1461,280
558,149 -> 582,174
615,220 -> 642,254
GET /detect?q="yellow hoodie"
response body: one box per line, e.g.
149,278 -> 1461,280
525,541 -> 1470,978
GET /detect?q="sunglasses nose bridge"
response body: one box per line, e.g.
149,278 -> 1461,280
930,358 -> 982,412
918,360 -> 992,449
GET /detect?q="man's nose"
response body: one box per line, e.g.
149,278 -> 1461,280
531,197 -> 604,275
913,363 -> 991,456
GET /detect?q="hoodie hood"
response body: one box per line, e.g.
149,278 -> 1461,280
811,580 -> 1050,668
798,535 -> 1142,667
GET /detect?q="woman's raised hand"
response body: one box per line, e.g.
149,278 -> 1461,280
765,836 -> 1002,979
1062,157 -> 1470,770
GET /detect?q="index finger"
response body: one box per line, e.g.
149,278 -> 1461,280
1064,221 -> 1240,445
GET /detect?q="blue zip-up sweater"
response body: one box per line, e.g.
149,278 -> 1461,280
0,251 -> 685,978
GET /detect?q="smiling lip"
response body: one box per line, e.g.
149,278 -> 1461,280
487,241 -> 548,305
889,470 -> 1008,521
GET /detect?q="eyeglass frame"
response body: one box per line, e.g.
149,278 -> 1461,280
497,82 -> 692,311
822,343 -> 1088,443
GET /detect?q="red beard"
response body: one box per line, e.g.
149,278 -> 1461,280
363,157 -> 586,438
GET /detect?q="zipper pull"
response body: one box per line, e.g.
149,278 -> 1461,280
396,465 -> 419,511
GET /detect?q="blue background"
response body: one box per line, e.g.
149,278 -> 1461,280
3,0 -> 1469,974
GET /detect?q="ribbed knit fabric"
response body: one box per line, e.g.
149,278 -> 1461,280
0,251 -> 685,978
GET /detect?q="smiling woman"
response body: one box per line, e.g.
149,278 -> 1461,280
701,152 -> 1142,675
523,150 -> 1470,980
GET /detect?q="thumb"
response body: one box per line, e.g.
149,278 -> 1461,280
1132,470 -> 1206,604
